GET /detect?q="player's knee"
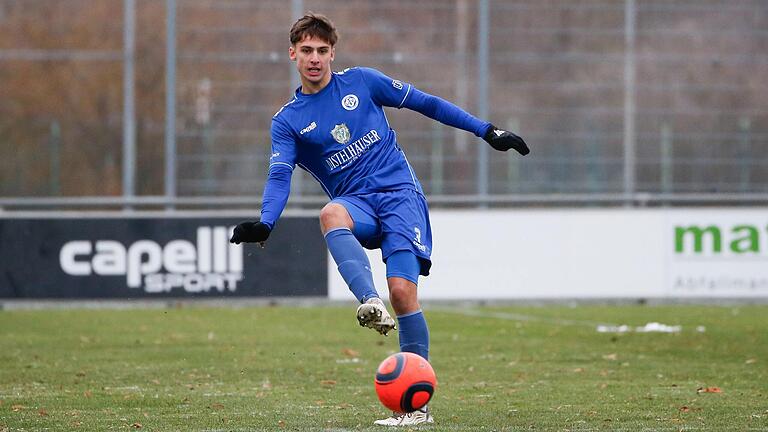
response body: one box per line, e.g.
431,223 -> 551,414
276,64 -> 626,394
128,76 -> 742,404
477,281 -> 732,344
319,203 -> 352,233
388,283 -> 418,314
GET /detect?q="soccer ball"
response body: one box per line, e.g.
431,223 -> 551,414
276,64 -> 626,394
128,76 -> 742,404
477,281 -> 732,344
374,352 -> 437,412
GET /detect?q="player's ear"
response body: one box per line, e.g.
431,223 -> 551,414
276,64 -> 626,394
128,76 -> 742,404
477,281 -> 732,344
288,45 -> 297,61
330,47 -> 335,62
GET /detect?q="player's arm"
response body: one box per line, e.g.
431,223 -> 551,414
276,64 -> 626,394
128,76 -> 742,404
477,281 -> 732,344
359,67 -> 529,155
230,119 -> 296,245
404,89 -> 529,155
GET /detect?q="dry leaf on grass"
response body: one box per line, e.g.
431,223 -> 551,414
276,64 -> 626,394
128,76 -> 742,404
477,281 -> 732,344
342,348 -> 360,357
697,387 -> 722,394
38,409 -> 48,416
131,422 -> 142,428
320,380 -> 337,386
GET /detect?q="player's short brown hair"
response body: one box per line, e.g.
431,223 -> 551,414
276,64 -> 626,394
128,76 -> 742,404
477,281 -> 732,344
289,13 -> 338,46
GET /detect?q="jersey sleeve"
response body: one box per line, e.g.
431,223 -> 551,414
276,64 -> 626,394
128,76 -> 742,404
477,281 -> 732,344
259,118 -> 296,229
402,87 -> 491,137
268,117 -> 297,171
358,67 -> 490,137
358,67 -> 414,108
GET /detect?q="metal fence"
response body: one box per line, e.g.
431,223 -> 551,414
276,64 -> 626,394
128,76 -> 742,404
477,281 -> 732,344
1,0 -> 767,210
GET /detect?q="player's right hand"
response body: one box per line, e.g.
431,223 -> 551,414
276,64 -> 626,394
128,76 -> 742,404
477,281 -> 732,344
483,124 -> 530,155
229,221 -> 271,245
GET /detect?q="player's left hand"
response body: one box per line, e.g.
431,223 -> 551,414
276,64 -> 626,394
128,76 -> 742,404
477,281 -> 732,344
483,124 -> 530,155
229,221 -> 271,245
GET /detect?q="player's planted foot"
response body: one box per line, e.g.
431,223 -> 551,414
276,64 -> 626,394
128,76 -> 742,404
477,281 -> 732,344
356,297 -> 396,336
373,407 -> 433,426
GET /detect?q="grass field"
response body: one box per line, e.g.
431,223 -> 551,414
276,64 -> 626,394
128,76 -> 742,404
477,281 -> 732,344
1,303 -> 767,431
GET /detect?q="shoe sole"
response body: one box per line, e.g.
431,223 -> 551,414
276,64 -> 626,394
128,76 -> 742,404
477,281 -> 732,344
357,304 -> 396,336
373,415 -> 433,426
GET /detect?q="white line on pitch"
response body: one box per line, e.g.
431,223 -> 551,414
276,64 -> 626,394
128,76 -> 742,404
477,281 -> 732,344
432,307 -> 619,328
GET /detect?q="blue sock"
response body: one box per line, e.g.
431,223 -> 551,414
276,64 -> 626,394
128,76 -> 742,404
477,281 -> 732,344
397,310 -> 429,360
324,228 -> 379,303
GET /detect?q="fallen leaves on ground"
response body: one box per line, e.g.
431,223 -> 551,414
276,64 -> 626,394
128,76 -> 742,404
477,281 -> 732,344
342,348 -> 360,357
697,387 -> 723,394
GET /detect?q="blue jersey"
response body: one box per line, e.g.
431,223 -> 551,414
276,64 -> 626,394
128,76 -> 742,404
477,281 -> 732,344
261,67 -> 490,228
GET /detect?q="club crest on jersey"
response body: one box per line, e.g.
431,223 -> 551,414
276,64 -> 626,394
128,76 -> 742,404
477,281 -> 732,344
331,123 -> 351,145
341,94 -> 359,111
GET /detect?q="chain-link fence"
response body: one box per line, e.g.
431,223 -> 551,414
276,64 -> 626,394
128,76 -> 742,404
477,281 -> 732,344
1,0 -> 767,209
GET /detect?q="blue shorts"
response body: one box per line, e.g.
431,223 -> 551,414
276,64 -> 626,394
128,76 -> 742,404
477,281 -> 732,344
332,189 -> 433,277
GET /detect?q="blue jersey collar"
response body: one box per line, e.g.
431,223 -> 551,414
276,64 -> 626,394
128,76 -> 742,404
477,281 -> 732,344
295,72 -> 336,99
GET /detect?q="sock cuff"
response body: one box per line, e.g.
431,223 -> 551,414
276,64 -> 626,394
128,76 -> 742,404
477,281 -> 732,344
396,309 -> 423,319
324,227 -> 352,238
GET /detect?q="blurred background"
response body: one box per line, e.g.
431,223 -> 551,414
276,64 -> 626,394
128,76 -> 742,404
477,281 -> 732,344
2,0 -> 767,210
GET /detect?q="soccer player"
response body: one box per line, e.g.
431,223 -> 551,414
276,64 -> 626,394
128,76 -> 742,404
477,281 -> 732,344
230,13 -> 529,426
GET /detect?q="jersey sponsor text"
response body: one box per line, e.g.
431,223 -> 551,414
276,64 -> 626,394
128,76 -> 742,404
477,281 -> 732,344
324,129 -> 381,171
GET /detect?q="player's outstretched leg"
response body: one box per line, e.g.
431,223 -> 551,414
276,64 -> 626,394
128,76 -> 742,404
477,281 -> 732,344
373,406 -> 433,426
356,297 -> 396,336
321,203 -> 392,334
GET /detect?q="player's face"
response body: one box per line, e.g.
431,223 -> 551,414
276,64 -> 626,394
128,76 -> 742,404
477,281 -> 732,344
289,36 -> 335,93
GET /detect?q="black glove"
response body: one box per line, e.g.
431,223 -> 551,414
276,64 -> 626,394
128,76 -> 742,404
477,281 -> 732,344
229,221 -> 271,245
483,124 -> 530,155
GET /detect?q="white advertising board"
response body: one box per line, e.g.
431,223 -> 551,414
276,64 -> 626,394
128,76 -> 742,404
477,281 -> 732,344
667,209 -> 768,297
328,208 -> 768,300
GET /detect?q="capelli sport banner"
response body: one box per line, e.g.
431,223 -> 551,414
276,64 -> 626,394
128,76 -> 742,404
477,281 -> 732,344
0,217 -> 326,298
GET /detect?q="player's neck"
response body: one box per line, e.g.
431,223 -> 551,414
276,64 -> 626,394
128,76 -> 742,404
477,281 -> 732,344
300,72 -> 332,95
